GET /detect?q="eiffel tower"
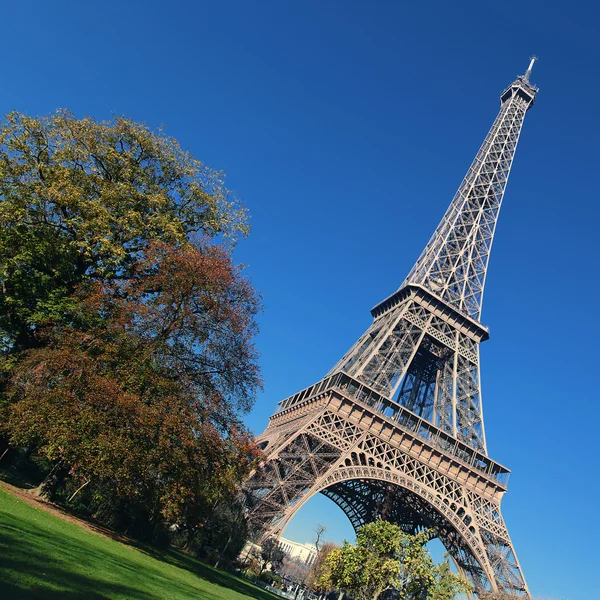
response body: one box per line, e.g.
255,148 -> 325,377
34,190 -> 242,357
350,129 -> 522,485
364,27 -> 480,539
244,59 -> 538,597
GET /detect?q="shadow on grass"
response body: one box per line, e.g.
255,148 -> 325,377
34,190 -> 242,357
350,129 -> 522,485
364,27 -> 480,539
0,561 -> 147,600
0,505 -> 278,600
0,520 -> 159,599
142,547 -> 280,600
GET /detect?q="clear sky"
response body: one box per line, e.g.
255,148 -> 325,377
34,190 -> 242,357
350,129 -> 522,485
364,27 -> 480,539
2,2 -> 597,598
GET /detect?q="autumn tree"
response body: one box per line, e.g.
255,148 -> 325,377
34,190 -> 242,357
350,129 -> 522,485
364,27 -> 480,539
318,520 -> 471,600
310,541 -> 340,594
0,110 -> 261,542
0,110 -> 248,355
305,523 -> 332,596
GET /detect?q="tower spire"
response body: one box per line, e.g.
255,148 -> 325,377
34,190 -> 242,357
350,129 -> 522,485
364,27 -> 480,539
399,61 -> 538,320
523,55 -> 538,82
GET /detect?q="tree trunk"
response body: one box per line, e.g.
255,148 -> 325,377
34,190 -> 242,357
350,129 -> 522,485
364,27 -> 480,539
33,460 -> 67,499
214,531 -> 233,569
183,527 -> 199,551
67,479 -> 90,503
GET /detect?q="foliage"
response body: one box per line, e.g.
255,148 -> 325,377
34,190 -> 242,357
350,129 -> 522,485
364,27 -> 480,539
279,555 -> 311,586
242,545 -> 263,577
0,110 -> 248,355
310,541 -> 340,592
318,519 -> 471,600
2,241 -> 261,538
258,571 -> 281,586
0,110 -> 261,544
259,538 -> 286,575
208,495 -> 251,567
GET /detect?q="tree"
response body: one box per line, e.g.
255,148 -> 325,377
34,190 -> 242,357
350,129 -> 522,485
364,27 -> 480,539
0,110 -> 261,542
3,246 -> 261,536
318,520 -> 471,600
0,110 -> 248,356
211,495 -> 250,568
259,537 -> 286,576
279,556 -> 311,588
314,524 -> 327,549
310,541 -> 340,594
305,524 -> 331,596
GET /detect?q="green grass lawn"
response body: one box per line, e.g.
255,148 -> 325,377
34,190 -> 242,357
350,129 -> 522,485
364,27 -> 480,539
0,486 -> 277,600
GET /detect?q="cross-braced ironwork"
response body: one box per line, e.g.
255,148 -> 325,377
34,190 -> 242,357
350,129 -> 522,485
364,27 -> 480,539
244,59 -> 538,597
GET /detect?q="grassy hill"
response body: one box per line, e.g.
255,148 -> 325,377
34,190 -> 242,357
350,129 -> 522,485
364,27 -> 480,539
0,484 -> 276,600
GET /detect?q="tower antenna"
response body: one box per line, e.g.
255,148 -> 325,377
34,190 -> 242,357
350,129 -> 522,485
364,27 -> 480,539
524,55 -> 538,81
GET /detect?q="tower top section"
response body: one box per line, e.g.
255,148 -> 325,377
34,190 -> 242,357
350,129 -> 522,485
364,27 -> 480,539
501,56 -> 539,108
390,59 -> 538,321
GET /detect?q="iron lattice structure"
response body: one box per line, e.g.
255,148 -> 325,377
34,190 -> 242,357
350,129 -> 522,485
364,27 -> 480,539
244,60 -> 538,597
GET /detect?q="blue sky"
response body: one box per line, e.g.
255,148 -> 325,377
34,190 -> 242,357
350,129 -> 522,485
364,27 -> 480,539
2,2 -> 597,598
